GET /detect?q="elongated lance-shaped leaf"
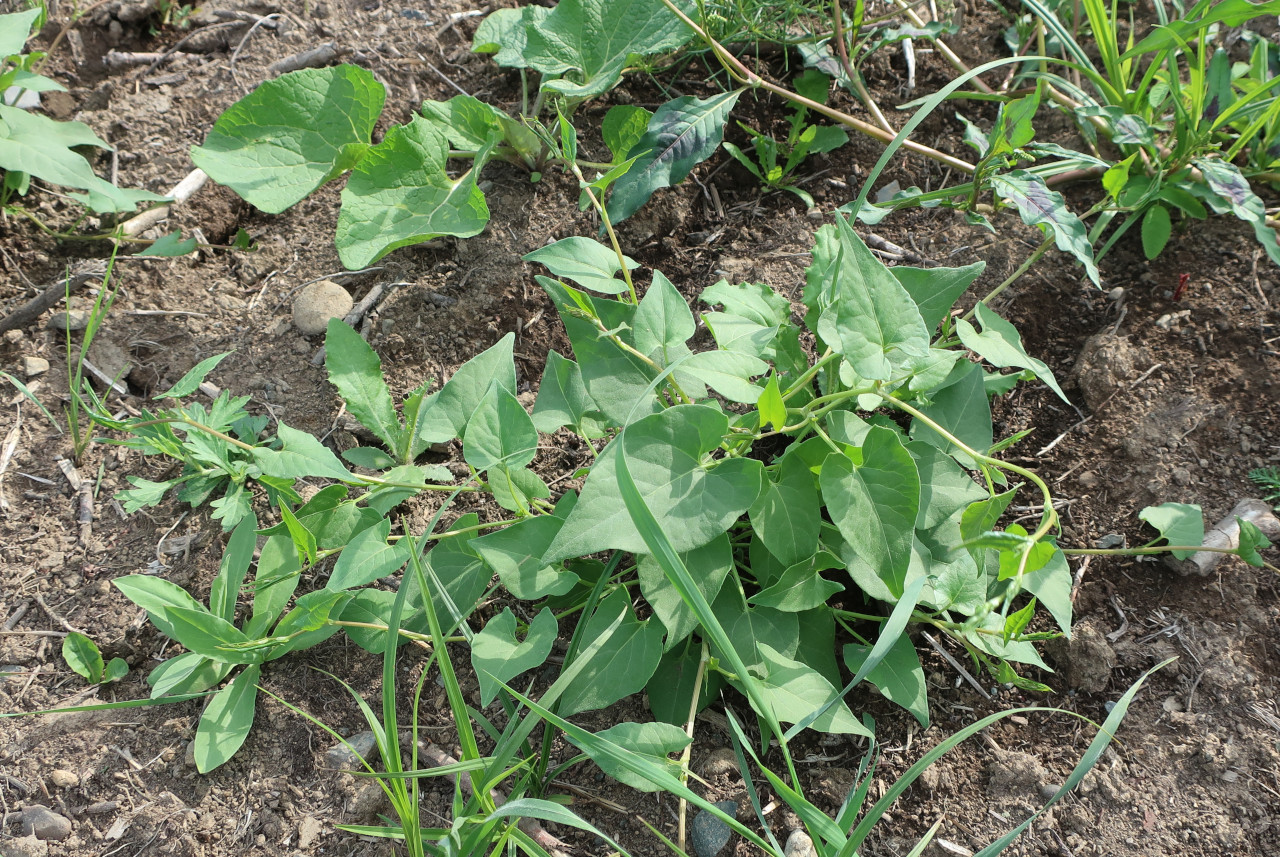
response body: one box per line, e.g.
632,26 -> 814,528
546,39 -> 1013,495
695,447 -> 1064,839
193,665 -> 260,773
990,170 -> 1099,285
324,319 -> 401,454
956,302 -> 1069,403
607,91 -> 741,223
191,65 -> 384,213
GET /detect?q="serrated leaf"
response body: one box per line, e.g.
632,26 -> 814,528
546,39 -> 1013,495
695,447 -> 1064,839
522,0 -> 694,99
956,303 -> 1069,403
545,404 -> 763,562
325,320 -> 400,453
336,116 -> 489,269
813,217 -> 931,380
472,608 -> 558,706
191,65 -> 384,213
1139,502 -> 1204,560
524,237 -> 639,295
194,665 -> 260,773
822,426 -> 920,598
844,634 -> 928,727
62,632 -> 104,683
559,590 -> 663,716
607,91 -> 741,224
989,170 -> 1099,285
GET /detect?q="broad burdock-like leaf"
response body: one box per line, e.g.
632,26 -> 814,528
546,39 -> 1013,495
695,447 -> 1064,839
419,94 -> 506,150
602,105 -> 652,161
607,91 -> 741,223
519,0 -> 694,99
471,5 -> 551,66
336,117 -> 490,269
191,65 -> 384,213
989,170 -> 1100,285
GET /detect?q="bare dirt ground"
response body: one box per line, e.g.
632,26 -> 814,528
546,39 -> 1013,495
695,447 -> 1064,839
1,1 -> 1278,856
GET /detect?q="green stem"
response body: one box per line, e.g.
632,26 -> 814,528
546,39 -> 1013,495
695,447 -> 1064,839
781,348 -> 837,402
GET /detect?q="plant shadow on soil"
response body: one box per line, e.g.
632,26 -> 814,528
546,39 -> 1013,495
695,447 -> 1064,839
0,1 -> 1277,856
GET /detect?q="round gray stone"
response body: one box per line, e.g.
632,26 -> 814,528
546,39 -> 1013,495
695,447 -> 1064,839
292,280 -> 353,335
20,805 -> 72,841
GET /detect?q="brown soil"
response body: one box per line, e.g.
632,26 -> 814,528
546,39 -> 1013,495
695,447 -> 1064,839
1,1 -> 1278,856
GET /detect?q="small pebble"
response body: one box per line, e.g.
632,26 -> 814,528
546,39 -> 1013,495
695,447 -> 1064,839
293,280 -> 353,335
47,770 -> 79,789
1107,286 -> 1125,302
325,730 -> 379,771
21,356 -> 49,378
20,805 -> 73,841
691,800 -> 738,857
47,311 -> 90,332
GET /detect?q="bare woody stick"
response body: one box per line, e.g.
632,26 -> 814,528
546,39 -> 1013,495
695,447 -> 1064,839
117,168 -> 210,239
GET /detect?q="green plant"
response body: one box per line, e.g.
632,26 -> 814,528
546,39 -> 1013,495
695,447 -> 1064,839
723,68 -> 849,207
61,632 -> 128,685
1250,466 -> 1280,506
0,7 -> 162,214
1015,0 -> 1280,262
